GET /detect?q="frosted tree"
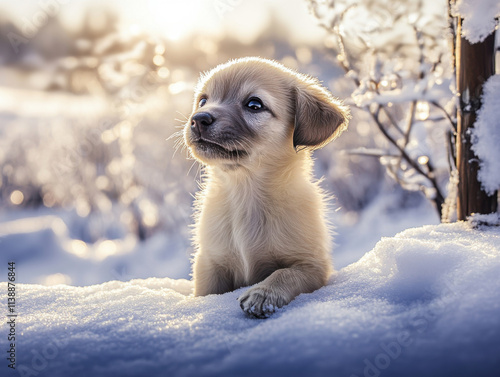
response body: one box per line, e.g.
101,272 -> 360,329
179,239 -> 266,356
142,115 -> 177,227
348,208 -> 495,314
307,0 -> 499,220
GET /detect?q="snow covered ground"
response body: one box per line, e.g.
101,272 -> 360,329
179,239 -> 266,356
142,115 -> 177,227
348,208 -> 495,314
6,219 -> 500,377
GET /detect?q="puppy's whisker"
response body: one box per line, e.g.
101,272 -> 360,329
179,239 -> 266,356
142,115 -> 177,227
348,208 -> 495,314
187,159 -> 198,177
175,111 -> 189,121
196,164 -> 202,182
167,130 -> 184,142
234,140 -> 248,159
173,138 -> 186,158
229,141 -> 237,159
234,139 -> 248,153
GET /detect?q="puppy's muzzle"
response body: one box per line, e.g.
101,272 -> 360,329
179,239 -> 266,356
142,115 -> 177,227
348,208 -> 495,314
191,112 -> 214,138
188,110 -> 248,161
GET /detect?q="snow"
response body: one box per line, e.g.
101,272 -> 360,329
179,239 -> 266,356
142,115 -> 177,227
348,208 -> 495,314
469,212 -> 500,227
0,87 -> 109,118
332,193 -> 439,268
8,221 -> 500,377
471,74 -> 500,195
453,0 -> 500,43
351,79 -> 451,108
0,212 -> 192,286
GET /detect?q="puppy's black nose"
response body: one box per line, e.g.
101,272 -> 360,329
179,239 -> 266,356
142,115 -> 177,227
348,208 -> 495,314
191,112 -> 214,135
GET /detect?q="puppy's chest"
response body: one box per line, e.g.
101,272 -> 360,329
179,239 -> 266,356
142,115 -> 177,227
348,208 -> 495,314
203,188 -> 277,254
225,195 -> 279,283
225,194 -> 271,251
200,181 -> 307,284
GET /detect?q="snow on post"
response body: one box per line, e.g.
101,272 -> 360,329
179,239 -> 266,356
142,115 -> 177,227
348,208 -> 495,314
471,75 -> 500,195
453,0 -> 500,43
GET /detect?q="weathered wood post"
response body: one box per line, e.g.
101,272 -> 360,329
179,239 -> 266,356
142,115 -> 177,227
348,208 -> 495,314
455,18 -> 497,220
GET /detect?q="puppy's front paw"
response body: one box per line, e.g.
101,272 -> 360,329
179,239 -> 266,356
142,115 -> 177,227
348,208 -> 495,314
238,286 -> 288,319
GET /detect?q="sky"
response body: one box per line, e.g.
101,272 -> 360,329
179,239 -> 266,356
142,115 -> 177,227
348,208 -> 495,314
3,0 -> 327,45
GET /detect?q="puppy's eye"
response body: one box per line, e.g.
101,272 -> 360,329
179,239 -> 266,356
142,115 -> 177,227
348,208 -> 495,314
198,98 -> 207,107
246,98 -> 263,111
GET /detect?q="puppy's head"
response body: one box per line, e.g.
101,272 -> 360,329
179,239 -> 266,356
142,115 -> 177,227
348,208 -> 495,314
184,57 -> 349,169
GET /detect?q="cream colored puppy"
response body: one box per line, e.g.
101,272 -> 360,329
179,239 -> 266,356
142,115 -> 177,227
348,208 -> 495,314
184,57 -> 349,318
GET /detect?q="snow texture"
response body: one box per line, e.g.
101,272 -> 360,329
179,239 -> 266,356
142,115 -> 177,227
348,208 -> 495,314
0,213 -> 191,286
471,75 -> 500,195
454,0 -> 500,43
351,79 -> 450,108
7,221 -> 500,377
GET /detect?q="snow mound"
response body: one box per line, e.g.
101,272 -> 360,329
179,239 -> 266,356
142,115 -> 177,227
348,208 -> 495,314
8,222 -> 500,377
472,74 -> 500,195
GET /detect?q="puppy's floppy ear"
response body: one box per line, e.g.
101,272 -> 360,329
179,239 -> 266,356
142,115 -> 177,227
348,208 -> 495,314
293,79 -> 350,150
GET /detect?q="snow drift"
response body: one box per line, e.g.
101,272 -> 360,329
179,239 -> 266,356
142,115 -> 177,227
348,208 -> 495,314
7,221 -> 500,377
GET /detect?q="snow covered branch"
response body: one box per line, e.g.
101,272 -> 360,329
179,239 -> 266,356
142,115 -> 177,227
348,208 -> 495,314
308,0 -> 454,217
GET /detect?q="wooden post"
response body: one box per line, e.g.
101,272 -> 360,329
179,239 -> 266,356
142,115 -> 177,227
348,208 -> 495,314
455,18 -> 498,220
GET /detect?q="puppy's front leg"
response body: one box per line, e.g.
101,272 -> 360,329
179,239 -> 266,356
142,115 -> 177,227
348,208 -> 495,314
238,264 -> 328,318
193,255 -> 233,296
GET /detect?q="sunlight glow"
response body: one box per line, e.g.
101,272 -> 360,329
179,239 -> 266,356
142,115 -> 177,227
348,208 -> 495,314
96,176 -> 110,190
169,82 -> 187,95
96,240 -> 118,260
147,0 -> 204,41
296,47 -> 312,65
157,67 -> 170,79
76,199 -> 91,217
10,190 -> 24,205
101,129 -> 117,144
155,45 -> 166,55
418,155 -> 430,166
416,101 -> 430,121
70,240 -> 89,258
44,273 -> 72,286
139,198 -> 159,228
379,79 -> 390,89
118,121 -> 134,140
43,193 -> 55,208
153,55 -> 165,66
128,24 -> 142,37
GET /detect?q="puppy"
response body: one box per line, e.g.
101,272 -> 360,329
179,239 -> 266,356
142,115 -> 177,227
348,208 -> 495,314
184,57 -> 349,318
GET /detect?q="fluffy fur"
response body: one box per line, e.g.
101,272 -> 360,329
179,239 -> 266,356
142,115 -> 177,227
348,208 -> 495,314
183,57 -> 349,318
